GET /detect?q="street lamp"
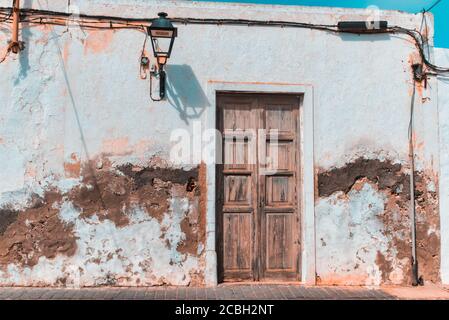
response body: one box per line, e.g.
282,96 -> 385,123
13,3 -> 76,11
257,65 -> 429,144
147,12 -> 177,100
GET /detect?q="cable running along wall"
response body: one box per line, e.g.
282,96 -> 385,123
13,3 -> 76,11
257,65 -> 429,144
0,6 -> 448,73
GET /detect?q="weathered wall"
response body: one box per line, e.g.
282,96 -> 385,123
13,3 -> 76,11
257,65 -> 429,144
0,0 -> 442,286
436,48 -> 449,285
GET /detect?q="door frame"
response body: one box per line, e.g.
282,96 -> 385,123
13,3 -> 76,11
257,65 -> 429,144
203,81 -> 316,286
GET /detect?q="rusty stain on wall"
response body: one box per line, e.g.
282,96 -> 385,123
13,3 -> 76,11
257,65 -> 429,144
64,153 -> 81,178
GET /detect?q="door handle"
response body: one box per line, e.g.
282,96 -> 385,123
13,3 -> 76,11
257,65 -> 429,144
259,195 -> 264,208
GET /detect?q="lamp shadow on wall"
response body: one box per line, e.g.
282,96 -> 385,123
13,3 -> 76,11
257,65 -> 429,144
51,30 -> 108,218
14,0 -> 32,84
166,64 -> 210,125
0,24 -> 31,84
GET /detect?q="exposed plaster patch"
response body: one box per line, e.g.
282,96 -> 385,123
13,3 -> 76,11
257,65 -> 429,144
414,171 -> 441,283
318,158 -> 409,198
0,209 -> 19,236
83,30 -> 115,55
117,163 -> 200,187
102,138 -> 131,156
0,191 -> 78,268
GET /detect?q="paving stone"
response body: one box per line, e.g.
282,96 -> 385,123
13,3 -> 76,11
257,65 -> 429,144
205,288 -> 218,300
282,285 -> 302,299
17,289 -> 40,300
268,285 -> 286,300
165,288 -> 178,300
231,286 -> 246,300
175,287 -> 186,300
141,288 -> 155,300
196,288 -> 207,300
219,287 -> 235,299
154,287 -> 167,300
4,289 -> 26,300
331,288 -> 353,300
240,285 -> 257,299
185,287 -> 197,300
40,289 -> 62,300
324,287 -> 343,299
251,285 -> 262,298
315,288 -> 331,299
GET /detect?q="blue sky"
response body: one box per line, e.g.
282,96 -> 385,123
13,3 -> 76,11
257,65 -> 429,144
198,0 -> 448,48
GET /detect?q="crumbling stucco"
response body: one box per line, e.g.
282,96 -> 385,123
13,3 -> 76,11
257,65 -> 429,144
0,191 -> 78,268
316,157 -> 440,285
0,156 -> 207,287
414,171 -> 440,283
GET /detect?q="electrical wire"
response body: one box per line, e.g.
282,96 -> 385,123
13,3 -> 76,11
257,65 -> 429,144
0,6 -> 449,73
139,28 -> 149,80
392,26 -> 449,73
419,10 -> 431,60
0,1 -> 13,22
425,0 -> 443,12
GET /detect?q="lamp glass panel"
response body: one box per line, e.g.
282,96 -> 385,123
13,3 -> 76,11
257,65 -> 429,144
151,37 -> 172,56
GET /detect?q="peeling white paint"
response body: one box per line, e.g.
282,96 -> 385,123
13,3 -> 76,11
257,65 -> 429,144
0,145 -> 25,193
316,182 -> 394,285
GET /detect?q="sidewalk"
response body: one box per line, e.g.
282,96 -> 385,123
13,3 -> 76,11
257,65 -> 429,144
382,283 -> 449,300
1,283 -> 448,300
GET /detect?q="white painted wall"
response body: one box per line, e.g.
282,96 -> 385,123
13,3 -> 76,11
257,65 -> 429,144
436,48 -> 449,285
0,0 -> 442,286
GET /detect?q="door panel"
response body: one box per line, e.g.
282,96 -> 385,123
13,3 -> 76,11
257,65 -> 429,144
223,213 -> 252,271
217,93 -> 301,282
224,175 -> 252,204
266,213 -> 294,270
266,176 -> 293,206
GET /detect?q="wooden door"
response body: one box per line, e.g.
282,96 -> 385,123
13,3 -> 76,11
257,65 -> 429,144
217,93 -> 301,282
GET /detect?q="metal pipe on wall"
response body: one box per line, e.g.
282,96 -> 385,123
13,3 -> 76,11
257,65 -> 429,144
409,124 -> 419,286
409,76 -> 423,286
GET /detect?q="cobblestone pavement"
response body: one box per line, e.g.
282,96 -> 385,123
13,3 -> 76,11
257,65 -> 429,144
0,284 -> 398,300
